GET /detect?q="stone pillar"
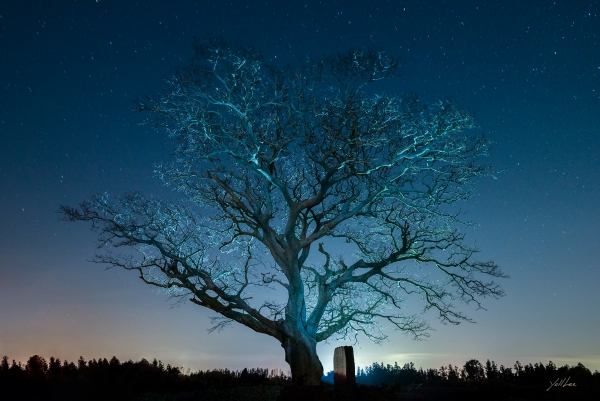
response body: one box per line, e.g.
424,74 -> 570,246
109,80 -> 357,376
333,346 -> 355,391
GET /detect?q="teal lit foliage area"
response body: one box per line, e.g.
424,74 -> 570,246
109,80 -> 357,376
2,355 -> 599,401
350,359 -> 596,386
327,359 -> 600,400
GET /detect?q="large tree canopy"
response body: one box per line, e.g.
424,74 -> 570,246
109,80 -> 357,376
61,38 -> 507,386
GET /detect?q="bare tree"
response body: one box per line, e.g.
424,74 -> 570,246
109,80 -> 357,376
60,38 -> 507,386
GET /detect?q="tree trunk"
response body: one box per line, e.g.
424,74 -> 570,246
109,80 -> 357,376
281,333 -> 323,386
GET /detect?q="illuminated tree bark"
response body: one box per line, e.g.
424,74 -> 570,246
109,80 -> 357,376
60,38 -> 507,386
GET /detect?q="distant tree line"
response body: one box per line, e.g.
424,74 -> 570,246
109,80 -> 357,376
0,354 -> 288,401
323,359 -> 600,400
3,354 -> 599,400
346,359 -> 599,386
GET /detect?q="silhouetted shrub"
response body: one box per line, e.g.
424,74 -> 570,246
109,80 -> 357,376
463,359 -> 485,382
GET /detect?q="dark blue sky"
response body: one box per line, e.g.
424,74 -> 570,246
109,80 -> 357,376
1,0 -> 599,373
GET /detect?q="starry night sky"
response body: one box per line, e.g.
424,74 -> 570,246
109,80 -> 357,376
1,0 -> 599,374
